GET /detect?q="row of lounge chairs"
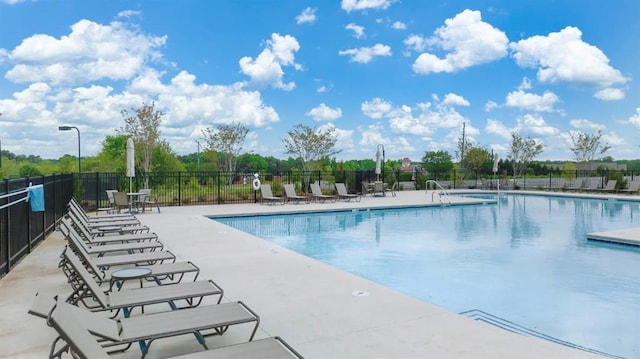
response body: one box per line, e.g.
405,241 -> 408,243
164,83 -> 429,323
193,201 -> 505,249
260,182 -> 362,205
557,178 -> 640,194
29,199 -> 303,358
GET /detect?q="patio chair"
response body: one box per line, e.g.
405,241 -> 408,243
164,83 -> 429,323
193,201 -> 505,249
259,184 -> 285,205
621,180 -> 640,194
335,183 -> 361,202
599,179 -> 617,193
67,208 -> 150,236
135,188 -> 161,213
167,336 -> 304,359
68,199 -> 138,225
64,234 -> 200,286
69,197 -> 134,220
113,191 -> 133,214
61,216 -> 158,245
30,294 -> 260,358
371,181 -> 385,197
310,183 -> 335,202
283,184 -> 309,204
60,219 -> 163,257
60,247 -> 223,317
584,178 -> 600,192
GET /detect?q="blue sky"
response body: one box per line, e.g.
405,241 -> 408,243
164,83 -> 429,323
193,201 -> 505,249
1,0 -> 639,162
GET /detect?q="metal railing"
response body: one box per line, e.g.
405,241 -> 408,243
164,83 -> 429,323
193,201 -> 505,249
0,174 -> 73,278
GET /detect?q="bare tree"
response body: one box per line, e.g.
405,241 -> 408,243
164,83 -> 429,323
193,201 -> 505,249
569,130 -> 610,163
119,102 -> 163,188
202,123 -> 249,185
508,132 -> 544,180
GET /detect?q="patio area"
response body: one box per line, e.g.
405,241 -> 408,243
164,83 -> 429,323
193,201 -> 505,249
0,190 -> 604,358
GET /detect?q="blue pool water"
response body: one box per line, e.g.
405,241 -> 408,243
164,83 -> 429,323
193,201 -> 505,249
215,195 -> 640,358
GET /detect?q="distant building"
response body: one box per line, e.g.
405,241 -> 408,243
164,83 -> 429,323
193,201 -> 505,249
576,162 -> 627,171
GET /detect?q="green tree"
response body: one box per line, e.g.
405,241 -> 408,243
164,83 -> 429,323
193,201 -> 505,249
119,102 -> 164,188
465,147 -> 491,185
202,122 -> 249,184
237,153 -> 268,173
422,150 -> 453,180
569,130 -> 610,163
19,164 -> 42,176
282,124 -> 340,172
508,132 -> 544,180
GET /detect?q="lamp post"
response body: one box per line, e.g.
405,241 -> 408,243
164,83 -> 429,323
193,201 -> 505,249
58,126 -> 81,174
196,140 -> 200,169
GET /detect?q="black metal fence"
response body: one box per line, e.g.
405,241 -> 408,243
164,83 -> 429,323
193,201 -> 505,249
0,174 -> 73,278
77,168 -> 640,210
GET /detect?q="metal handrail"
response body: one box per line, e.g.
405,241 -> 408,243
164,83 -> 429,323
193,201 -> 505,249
425,180 -> 451,204
0,186 -> 30,211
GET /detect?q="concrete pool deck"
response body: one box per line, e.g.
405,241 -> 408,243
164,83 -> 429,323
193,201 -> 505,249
0,190 -> 613,358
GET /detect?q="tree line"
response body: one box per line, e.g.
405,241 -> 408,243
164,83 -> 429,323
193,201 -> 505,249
1,105 -> 639,181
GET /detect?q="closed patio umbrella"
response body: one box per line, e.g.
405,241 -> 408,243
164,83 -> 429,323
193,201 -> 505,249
126,137 -> 135,193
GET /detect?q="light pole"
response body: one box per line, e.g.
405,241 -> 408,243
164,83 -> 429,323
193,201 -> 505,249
196,140 -> 200,169
58,126 -> 81,174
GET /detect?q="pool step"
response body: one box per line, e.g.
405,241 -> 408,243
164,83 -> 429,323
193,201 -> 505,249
459,309 -> 623,359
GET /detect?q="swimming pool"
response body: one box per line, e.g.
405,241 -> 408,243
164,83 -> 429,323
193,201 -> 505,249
215,194 -> 640,358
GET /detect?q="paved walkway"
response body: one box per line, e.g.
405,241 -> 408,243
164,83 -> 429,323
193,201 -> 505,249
0,190 -> 605,358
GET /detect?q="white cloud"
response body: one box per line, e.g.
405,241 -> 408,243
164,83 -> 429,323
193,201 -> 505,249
392,21 -> 406,30
362,97 -> 392,119
485,119 -> 512,140
306,103 -> 343,121
602,132 -> 624,146
516,113 -> 559,136
594,88 -> 625,101
484,100 -> 499,112
239,33 -> 301,90
404,34 -> 427,52
505,90 -> 559,112
441,93 -> 470,107
518,77 -> 532,90
569,119 -> 605,131
317,85 -> 327,93
117,10 -> 141,18
510,26 -> 628,88
318,122 -> 354,153
5,19 -> 167,86
296,7 -> 317,24
346,23 -> 366,39
338,43 -> 391,63
629,108 -> 640,129
412,9 -> 508,74
341,0 -> 394,12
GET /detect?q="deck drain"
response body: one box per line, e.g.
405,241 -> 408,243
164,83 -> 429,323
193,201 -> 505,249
352,290 -> 370,296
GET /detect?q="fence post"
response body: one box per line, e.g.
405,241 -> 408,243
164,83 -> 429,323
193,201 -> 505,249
217,171 -> 221,205
178,172 -> 182,206
2,178 -> 8,274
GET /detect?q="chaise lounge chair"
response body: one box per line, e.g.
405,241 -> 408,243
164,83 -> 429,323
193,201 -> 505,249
60,248 -> 223,317
167,336 -> 304,358
621,180 -> 640,195
30,294 -> 260,358
62,216 -> 158,245
309,183 -> 335,203
259,184 -> 285,205
60,220 -> 164,256
334,183 -> 361,202
63,235 -> 200,286
284,184 -> 309,204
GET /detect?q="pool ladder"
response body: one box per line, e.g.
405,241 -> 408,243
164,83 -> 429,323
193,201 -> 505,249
425,180 -> 451,205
